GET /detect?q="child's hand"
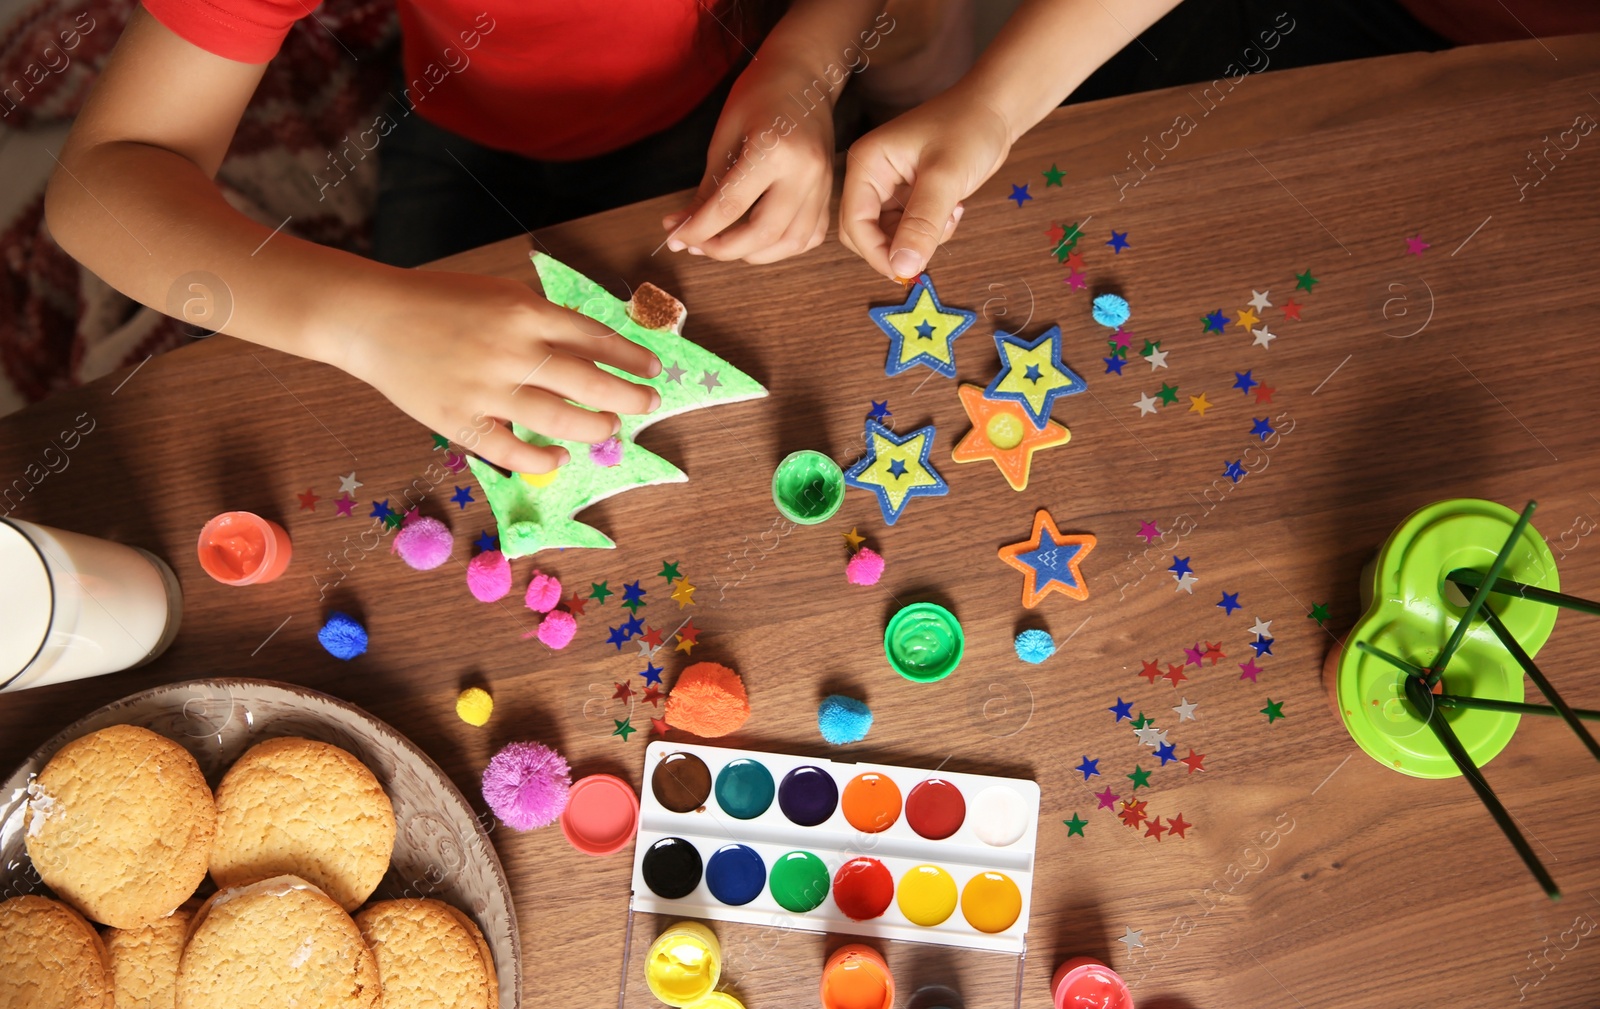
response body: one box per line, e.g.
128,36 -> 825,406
661,57 -> 835,265
839,89 -> 1011,280
338,269 -> 662,474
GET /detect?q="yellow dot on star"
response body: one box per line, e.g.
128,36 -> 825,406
881,288 -> 968,369
1188,393 -> 1212,416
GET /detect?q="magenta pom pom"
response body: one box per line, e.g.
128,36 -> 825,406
393,515 -> 452,570
589,436 -> 624,468
537,609 -> 578,649
524,570 -> 562,613
467,549 -> 512,602
846,546 -> 886,586
481,740 -> 571,831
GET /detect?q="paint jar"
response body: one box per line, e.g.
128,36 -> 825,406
1051,957 -> 1132,1009
645,921 -> 722,1007
196,510 -> 292,585
0,518 -> 183,693
820,944 -> 894,1009
559,773 -> 639,856
884,602 -> 964,682
772,450 -> 845,525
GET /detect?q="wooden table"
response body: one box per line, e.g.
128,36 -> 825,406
5,34 -> 1600,1009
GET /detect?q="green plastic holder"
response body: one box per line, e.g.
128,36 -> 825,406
884,602 -> 964,682
771,450 -> 845,525
1334,499 -> 1560,779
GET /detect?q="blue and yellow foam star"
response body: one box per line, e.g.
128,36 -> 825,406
867,273 -> 978,379
844,420 -> 949,525
984,326 -> 1086,429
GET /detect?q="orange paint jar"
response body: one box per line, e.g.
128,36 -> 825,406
820,944 -> 894,1009
197,511 -> 292,585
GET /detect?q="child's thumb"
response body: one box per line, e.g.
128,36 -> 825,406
887,168 -> 967,279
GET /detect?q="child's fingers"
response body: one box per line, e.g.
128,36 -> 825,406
696,179 -> 810,262
517,352 -> 660,418
839,148 -> 905,277
504,386 -> 620,444
886,164 -> 968,280
474,423 -> 570,475
662,168 -> 721,236
537,301 -> 662,379
741,188 -> 829,266
669,161 -> 765,251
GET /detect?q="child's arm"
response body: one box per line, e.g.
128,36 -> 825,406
45,9 -> 660,473
660,0 -> 889,264
839,0 -> 1185,279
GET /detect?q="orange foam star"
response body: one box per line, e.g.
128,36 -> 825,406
997,509 -> 1097,607
951,385 -> 1070,492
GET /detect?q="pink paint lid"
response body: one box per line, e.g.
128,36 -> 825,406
1051,958 -> 1132,1009
561,773 -> 639,856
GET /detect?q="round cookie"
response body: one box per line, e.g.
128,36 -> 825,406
355,899 -> 498,1009
0,894 -> 113,1009
105,900 -> 196,1009
210,737 -> 396,912
25,724 -> 216,928
175,876 -> 380,1009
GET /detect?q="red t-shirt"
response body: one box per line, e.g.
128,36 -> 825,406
140,0 -> 742,160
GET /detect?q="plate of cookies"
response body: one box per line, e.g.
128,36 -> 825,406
0,678 -> 519,1009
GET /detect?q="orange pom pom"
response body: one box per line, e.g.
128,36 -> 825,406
664,662 -> 750,738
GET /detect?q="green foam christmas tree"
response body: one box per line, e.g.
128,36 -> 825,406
468,253 -> 767,557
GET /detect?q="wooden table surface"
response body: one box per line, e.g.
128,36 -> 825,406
4,33 -> 1600,1009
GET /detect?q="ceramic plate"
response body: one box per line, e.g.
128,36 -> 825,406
0,678 -> 520,1008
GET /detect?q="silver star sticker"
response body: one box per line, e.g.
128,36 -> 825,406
698,370 -> 721,392
1134,726 -> 1163,747
338,472 -> 362,494
1174,571 -> 1199,594
1252,325 -> 1276,348
1149,728 -> 1170,747
1134,392 -> 1159,416
1145,348 -> 1168,369
1119,927 -> 1145,951
1248,290 -> 1272,312
663,362 -> 686,384
1173,697 -> 1198,721
635,638 -> 657,657
1249,617 -> 1273,639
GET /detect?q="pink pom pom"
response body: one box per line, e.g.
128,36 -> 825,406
481,740 -> 570,831
467,550 -> 512,602
393,516 -> 453,570
524,570 -> 562,613
589,436 -> 624,468
537,609 -> 578,649
846,546 -> 885,586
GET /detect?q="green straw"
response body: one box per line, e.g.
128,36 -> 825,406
1403,675 -> 1560,900
1354,640 -> 1430,679
1465,596 -> 1600,764
1431,500 -> 1537,685
1446,569 -> 1600,618
1438,694 -> 1600,722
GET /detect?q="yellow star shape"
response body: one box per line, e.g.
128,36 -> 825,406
880,288 -> 969,370
857,430 -> 937,515
843,527 -> 865,551
993,342 -> 1078,420
1235,307 -> 1260,329
675,634 -> 696,654
1188,393 -> 1212,416
671,577 -> 695,607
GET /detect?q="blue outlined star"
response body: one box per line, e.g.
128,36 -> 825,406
1009,183 -> 1033,207
1202,311 -> 1228,334
639,662 -> 664,685
1250,417 -> 1275,440
868,273 -> 978,379
1075,755 -> 1101,779
1218,591 -> 1241,615
1110,697 -> 1134,722
868,400 -> 891,422
451,485 -> 474,508
1154,741 -> 1178,765
1233,370 -> 1259,395
1224,459 -> 1245,483
1168,556 -> 1193,578
844,420 -> 949,525
1106,230 -> 1130,253
1104,355 -> 1125,375
1252,636 -> 1275,657
473,530 -> 497,553
369,500 -> 394,522
985,326 -> 1086,429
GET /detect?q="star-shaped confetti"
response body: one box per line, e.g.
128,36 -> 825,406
451,486 -> 475,508
1182,643 -> 1204,666
1167,812 -> 1192,839
474,530 -> 497,552
985,326 -> 1086,428
612,681 -> 634,701
1119,927 -> 1145,951
1157,383 -> 1179,405
1052,222 -> 1084,260
1134,726 -> 1163,748
1118,801 -> 1149,829
1405,234 -> 1430,255
1233,371 -> 1259,396
1063,249 -> 1085,270
1309,602 -> 1330,624
1238,658 -> 1262,682
671,578 -> 696,607
1218,591 -> 1241,615
339,472 -> 363,494
1250,417 -> 1276,440
951,384 -> 1070,492
1235,307 -> 1260,329
658,560 -> 681,582
1163,663 -> 1187,687
1134,393 -> 1159,416
675,620 -> 701,653
1203,642 -> 1225,665
641,685 -> 664,706
1106,230 -> 1130,253
1138,660 -> 1162,684
606,625 -> 630,649
590,582 -> 613,603
1065,270 -> 1088,290
1251,636 -> 1274,657
297,489 -> 320,511
1075,756 -> 1101,779
1109,697 -> 1134,721
1202,310 -> 1228,334
869,274 -> 978,378
1188,393 -> 1212,416
697,370 -> 722,393
1252,326 -> 1276,348
1169,556 -> 1193,578
1179,749 -> 1206,773
1137,520 -> 1161,543
1248,290 -> 1272,311
845,420 -> 949,525
1224,460 -> 1245,483
1104,355 -> 1125,375
1146,347 -> 1169,369
612,717 -> 637,741
1295,270 -> 1319,293
333,494 -> 356,517
1131,713 -> 1153,730
1009,183 -> 1032,206
1127,766 -> 1152,790
639,662 -> 664,686
1042,164 -> 1065,186
998,508 -> 1097,607
843,527 -> 866,551
1261,699 -> 1286,722
1249,618 -> 1272,638
621,581 -> 647,612
1154,741 -> 1177,765
1175,572 -> 1199,593
1144,817 -> 1167,841
1064,812 -> 1087,836
1282,300 -> 1303,321
1172,697 -> 1198,721
1095,786 -> 1120,810
651,717 -> 670,735
369,500 -> 394,522
663,362 -> 687,384
1254,384 -> 1276,405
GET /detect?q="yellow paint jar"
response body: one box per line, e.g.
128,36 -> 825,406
645,921 -> 722,1007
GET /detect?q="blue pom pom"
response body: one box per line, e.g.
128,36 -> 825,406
1091,293 -> 1131,329
1014,629 -> 1056,664
318,611 -> 368,660
818,694 -> 873,745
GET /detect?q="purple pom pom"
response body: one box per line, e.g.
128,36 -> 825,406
589,436 -> 624,468
393,516 -> 453,570
481,740 -> 571,831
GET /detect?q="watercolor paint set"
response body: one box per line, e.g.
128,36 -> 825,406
628,741 -> 1040,953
